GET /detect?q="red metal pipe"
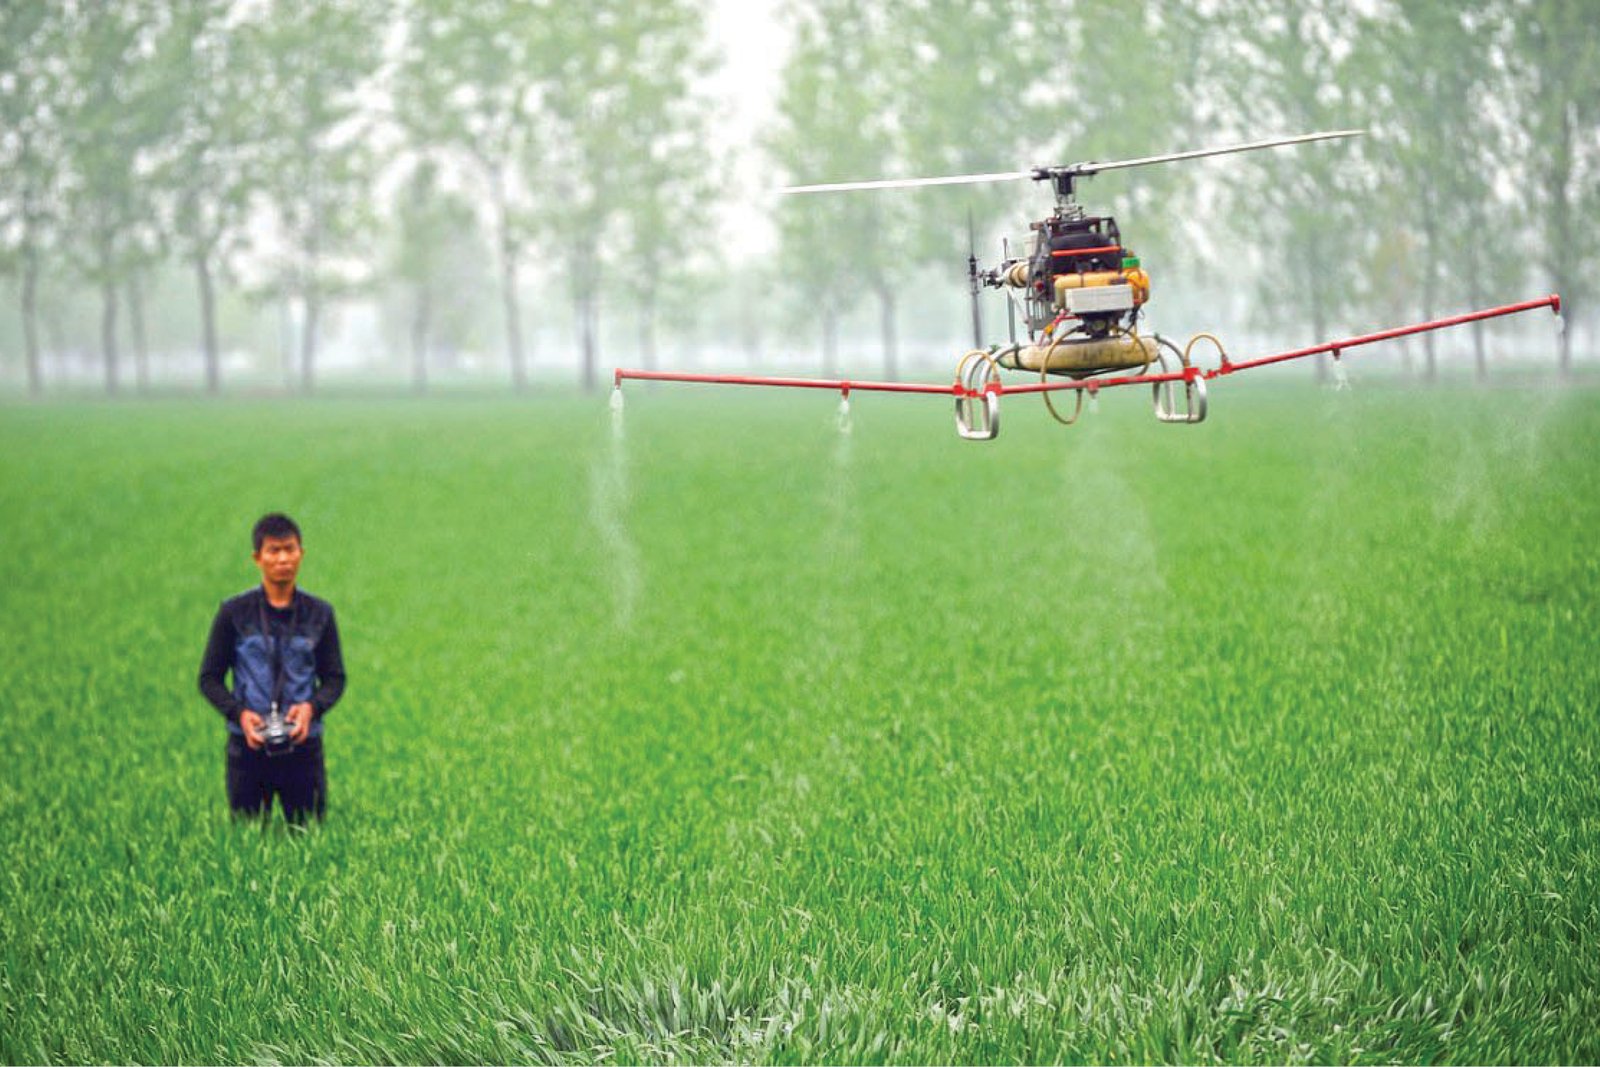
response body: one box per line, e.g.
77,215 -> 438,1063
612,296 -> 1560,401
614,368 -> 961,396
1050,246 -> 1123,258
1207,295 -> 1561,377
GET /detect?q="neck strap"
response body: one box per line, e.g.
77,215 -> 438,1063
258,588 -> 300,713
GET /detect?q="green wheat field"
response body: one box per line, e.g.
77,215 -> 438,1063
2,377 -> 1598,1064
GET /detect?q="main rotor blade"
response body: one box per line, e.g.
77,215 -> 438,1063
782,170 -> 1031,195
1067,129 -> 1364,176
781,130 -> 1363,195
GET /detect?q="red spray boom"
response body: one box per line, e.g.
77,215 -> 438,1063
614,296 -> 1561,441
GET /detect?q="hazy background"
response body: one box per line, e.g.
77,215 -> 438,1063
0,0 -> 1593,395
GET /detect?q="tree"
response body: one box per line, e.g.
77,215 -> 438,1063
0,2 -> 66,396
1203,1 -> 1379,378
538,0 -> 721,391
145,0 -> 260,394
612,0 -> 721,376
770,193 -> 856,374
1505,0 -> 1599,375
1362,0 -> 1517,381
882,0 -> 1044,350
389,160 -> 483,392
770,0 -> 908,379
624,148 -> 720,374
58,0 -> 168,395
397,0 -> 563,392
243,0 -> 384,393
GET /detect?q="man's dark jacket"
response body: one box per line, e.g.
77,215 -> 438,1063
198,587 -> 345,738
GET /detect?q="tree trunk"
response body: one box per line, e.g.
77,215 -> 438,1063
21,246 -> 41,397
1557,291 -> 1573,376
491,180 -> 526,391
300,285 -> 319,394
1312,311 -> 1328,384
741,309 -> 760,363
821,303 -> 838,376
877,284 -> 897,381
100,274 -> 120,396
589,293 -> 600,391
279,291 -> 296,390
1420,205 -> 1438,382
573,242 -> 600,392
576,289 -> 599,393
1467,257 -> 1487,384
43,304 -> 67,386
638,286 -> 657,372
411,280 -> 431,393
128,273 -> 149,392
300,196 -> 323,394
196,250 -> 220,394
501,251 -> 526,390
1545,96 -> 1574,379
1307,241 -> 1328,385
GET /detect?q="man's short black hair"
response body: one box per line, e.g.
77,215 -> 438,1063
253,512 -> 302,552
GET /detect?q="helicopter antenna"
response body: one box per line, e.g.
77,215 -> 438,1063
967,208 -> 982,348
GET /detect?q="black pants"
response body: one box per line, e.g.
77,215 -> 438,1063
227,736 -> 327,823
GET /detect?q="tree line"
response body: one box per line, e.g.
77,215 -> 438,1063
0,0 -> 718,395
2,0 -> 1595,396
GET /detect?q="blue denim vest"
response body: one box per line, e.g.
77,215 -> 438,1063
228,590 -> 324,739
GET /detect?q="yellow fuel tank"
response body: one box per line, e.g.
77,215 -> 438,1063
998,334 -> 1158,375
1054,270 -> 1123,291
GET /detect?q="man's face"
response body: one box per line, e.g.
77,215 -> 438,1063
254,535 -> 303,587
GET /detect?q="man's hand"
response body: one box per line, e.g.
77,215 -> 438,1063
239,709 -> 266,750
287,702 -> 314,744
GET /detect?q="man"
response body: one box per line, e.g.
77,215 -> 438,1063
199,513 -> 346,823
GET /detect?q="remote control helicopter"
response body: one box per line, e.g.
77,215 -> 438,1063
615,131 -> 1560,441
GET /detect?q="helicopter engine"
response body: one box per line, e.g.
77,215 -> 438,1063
995,213 -> 1157,376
